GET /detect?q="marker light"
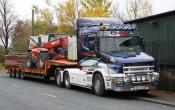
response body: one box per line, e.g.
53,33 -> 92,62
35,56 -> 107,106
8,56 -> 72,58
111,31 -> 129,36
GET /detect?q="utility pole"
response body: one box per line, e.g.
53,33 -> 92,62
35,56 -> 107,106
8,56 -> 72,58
32,8 -> 34,36
74,0 -> 80,30
75,0 -> 80,19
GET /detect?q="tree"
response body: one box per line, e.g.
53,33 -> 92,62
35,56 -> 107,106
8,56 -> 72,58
126,0 -> 153,20
0,45 -> 5,63
0,0 -> 16,54
112,0 -> 125,21
57,0 -> 76,35
80,0 -> 112,17
56,0 -> 112,35
34,8 -> 57,35
12,20 -> 31,52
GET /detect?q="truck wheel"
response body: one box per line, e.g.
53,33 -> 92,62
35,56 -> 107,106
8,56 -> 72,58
37,52 -> 49,68
64,72 -> 71,89
16,71 -> 21,79
55,71 -> 63,87
93,74 -> 106,96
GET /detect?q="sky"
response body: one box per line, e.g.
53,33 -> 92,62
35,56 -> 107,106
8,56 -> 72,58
10,0 -> 175,21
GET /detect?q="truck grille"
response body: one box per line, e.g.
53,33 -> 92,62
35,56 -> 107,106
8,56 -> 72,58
123,63 -> 154,74
123,63 -> 154,82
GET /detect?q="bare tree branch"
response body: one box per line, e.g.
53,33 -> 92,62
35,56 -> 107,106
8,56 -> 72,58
112,0 -> 125,21
126,0 -> 153,20
0,0 -> 17,54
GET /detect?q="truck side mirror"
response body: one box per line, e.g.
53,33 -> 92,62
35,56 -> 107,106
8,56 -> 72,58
38,37 -> 41,44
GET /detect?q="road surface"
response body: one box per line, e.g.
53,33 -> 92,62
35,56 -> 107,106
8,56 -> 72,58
0,71 -> 174,110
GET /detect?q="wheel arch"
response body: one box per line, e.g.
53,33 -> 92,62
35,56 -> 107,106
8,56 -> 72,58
62,68 -> 81,82
92,71 -> 105,85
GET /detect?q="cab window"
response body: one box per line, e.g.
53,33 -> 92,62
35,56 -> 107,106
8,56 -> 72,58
80,59 -> 98,67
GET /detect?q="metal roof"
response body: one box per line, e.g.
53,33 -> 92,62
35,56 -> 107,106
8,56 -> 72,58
126,10 -> 175,23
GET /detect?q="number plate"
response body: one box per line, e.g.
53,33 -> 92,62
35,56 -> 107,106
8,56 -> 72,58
134,86 -> 145,90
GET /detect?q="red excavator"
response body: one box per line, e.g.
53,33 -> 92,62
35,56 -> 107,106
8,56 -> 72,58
27,33 -> 69,68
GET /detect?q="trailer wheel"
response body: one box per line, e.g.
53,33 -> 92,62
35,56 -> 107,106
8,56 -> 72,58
37,52 -> 49,68
93,74 -> 106,96
16,71 -> 21,79
12,70 -> 16,78
55,71 -> 63,87
64,72 -> 71,89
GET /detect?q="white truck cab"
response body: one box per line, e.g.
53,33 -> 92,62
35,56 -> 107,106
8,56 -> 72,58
55,58 -> 159,96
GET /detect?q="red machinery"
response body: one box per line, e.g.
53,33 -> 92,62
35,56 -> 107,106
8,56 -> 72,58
28,33 -> 68,68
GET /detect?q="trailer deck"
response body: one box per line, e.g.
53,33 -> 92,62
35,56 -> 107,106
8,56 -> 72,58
6,60 -> 78,75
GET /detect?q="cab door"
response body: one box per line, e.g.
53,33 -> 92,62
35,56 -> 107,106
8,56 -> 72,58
79,59 -> 99,86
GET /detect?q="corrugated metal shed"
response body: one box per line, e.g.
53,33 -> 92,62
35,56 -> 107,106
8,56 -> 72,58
126,10 -> 175,65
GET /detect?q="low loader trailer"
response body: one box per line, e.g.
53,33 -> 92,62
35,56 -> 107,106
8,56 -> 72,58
6,60 -> 77,79
5,34 -> 78,81
5,18 -> 159,96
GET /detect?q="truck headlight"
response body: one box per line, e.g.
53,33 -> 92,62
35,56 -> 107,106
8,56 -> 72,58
136,76 -> 141,81
125,76 -> 130,82
116,77 -> 124,82
112,77 -> 124,83
131,76 -> 136,82
141,75 -> 146,81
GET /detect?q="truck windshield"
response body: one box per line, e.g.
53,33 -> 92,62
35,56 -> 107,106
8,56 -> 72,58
99,31 -> 141,52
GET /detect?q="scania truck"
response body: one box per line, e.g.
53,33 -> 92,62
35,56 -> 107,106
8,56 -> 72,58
5,18 -> 159,96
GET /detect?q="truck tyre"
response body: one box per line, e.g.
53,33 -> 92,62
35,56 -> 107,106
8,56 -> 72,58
55,71 -> 63,87
64,72 -> 71,89
37,52 -> 49,68
16,71 -> 21,79
93,74 -> 106,96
